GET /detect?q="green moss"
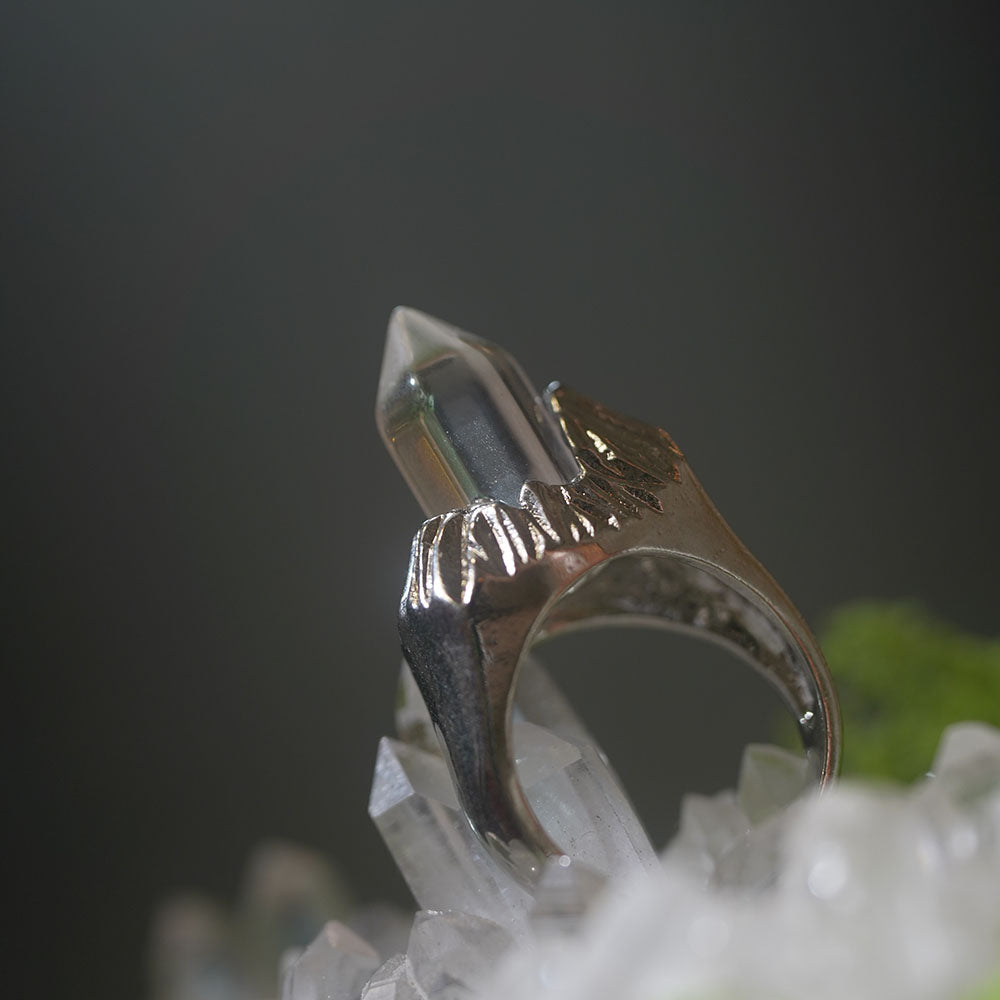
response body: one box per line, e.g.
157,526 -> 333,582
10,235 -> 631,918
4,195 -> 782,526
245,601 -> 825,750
963,966 -> 1000,1000
819,602 -> 1000,782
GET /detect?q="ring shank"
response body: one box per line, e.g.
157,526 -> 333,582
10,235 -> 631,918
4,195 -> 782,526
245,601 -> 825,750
533,551 -> 838,783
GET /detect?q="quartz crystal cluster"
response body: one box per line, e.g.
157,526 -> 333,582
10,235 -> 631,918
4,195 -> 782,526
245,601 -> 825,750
152,660 -> 1000,1000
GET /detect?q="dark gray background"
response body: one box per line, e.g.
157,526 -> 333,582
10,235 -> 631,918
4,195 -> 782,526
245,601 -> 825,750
3,4 -> 997,997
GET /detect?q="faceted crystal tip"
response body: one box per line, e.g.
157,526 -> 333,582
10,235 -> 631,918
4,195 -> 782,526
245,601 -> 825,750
376,307 -> 579,517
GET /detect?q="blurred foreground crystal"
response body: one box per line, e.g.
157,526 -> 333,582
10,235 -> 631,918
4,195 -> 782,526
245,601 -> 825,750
483,721 -> 1000,1000
149,895 -> 240,1000
149,842 -> 356,1000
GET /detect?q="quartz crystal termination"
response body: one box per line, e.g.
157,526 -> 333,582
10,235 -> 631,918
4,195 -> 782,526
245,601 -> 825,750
283,922 -> 380,1000
368,658 -> 657,937
375,307 -> 579,517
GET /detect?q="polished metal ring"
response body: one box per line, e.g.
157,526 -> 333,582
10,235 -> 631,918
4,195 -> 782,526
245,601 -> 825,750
377,308 -> 841,882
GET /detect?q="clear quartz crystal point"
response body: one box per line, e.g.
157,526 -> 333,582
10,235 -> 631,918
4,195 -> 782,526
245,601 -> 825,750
512,720 -> 655,880
376,307 -> 579,516
368,736 -> 534,933
713,742 -> 814,890
282,921 -> 380,1000
360,954 -> 427,1000
661,791 -> 751,886
660,743 -> 815,892
407,910 -> 514,1000
737,742 -> 811,825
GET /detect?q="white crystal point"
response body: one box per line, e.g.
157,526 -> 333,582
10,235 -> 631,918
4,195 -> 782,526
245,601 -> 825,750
737,743 -> 811,825
282,921 -> 380,1000
661,791 -> 751,885
407,910 -> 514,999
361,954 -> 428,1000
376,307 -> 578,516
932,723 -> 1000,781
513,720 -> 655,879
368,736 -> 534,933
514,658 -> 657,879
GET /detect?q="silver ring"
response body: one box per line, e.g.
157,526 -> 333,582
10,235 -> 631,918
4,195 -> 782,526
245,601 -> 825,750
377,308 -> 841,882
